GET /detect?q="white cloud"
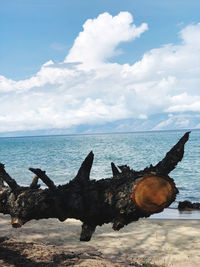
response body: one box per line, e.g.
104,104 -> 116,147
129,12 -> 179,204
180,23 -> 200,47
65,12 -> 148,69
0,12 -> 200,132
165,93 -> 200,112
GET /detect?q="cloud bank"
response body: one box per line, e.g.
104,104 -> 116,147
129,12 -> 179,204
0,12 -> 200,133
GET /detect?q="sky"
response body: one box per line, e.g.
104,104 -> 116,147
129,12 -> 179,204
0,0 -> 200,135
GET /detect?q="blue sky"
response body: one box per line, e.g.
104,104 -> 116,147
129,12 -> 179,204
0,0 -> 200,134
2,0 -> 200,80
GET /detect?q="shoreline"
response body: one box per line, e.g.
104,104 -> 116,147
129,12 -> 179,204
150,207 -> 200,220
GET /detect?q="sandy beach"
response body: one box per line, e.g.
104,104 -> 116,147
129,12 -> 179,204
0,212 -> 200,267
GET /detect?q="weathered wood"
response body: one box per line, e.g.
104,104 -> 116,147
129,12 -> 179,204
29,168 -> 57,191
111,162 -> 120,177
0,132 -> 190,241
0,164 -> 20,191
153,131 -> 190,175
73,151 -> 94,182
29,175 -> 40,189
178,200 -> 200,211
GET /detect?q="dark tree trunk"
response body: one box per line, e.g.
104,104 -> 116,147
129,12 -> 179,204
0,132 -> 190,241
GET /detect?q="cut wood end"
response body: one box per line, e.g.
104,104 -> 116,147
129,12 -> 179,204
132,174 -> 178,214
11,217 -> 23,228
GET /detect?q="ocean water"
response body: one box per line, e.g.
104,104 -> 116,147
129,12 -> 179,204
0,130 -> 199,208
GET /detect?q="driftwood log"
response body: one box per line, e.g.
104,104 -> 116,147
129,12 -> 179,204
0,132 -> 190,241
178,201 -> 200,211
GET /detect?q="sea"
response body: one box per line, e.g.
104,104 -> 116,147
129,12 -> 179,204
0,129 -> 199,213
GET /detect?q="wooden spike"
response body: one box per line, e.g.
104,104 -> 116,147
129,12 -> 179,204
0,163 -> 20,191
154,131 -> 190,175
0,177 -> 4,190
80,222 -> 96,241
30,175 -> 40,189
29,168 -> 56,191
74,151 -> 94,182
111,162 -> 120,177
118,165 -> 130,173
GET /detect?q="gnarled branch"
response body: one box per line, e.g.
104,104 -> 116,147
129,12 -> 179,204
0,163 -> 20,191
29,168 -> 56,191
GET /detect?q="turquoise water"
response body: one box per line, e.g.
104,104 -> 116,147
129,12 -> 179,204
0,130 -> 199,207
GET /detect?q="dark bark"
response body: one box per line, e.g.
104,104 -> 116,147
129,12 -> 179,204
0,132 -> 190,241
178,201 -> 200,211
